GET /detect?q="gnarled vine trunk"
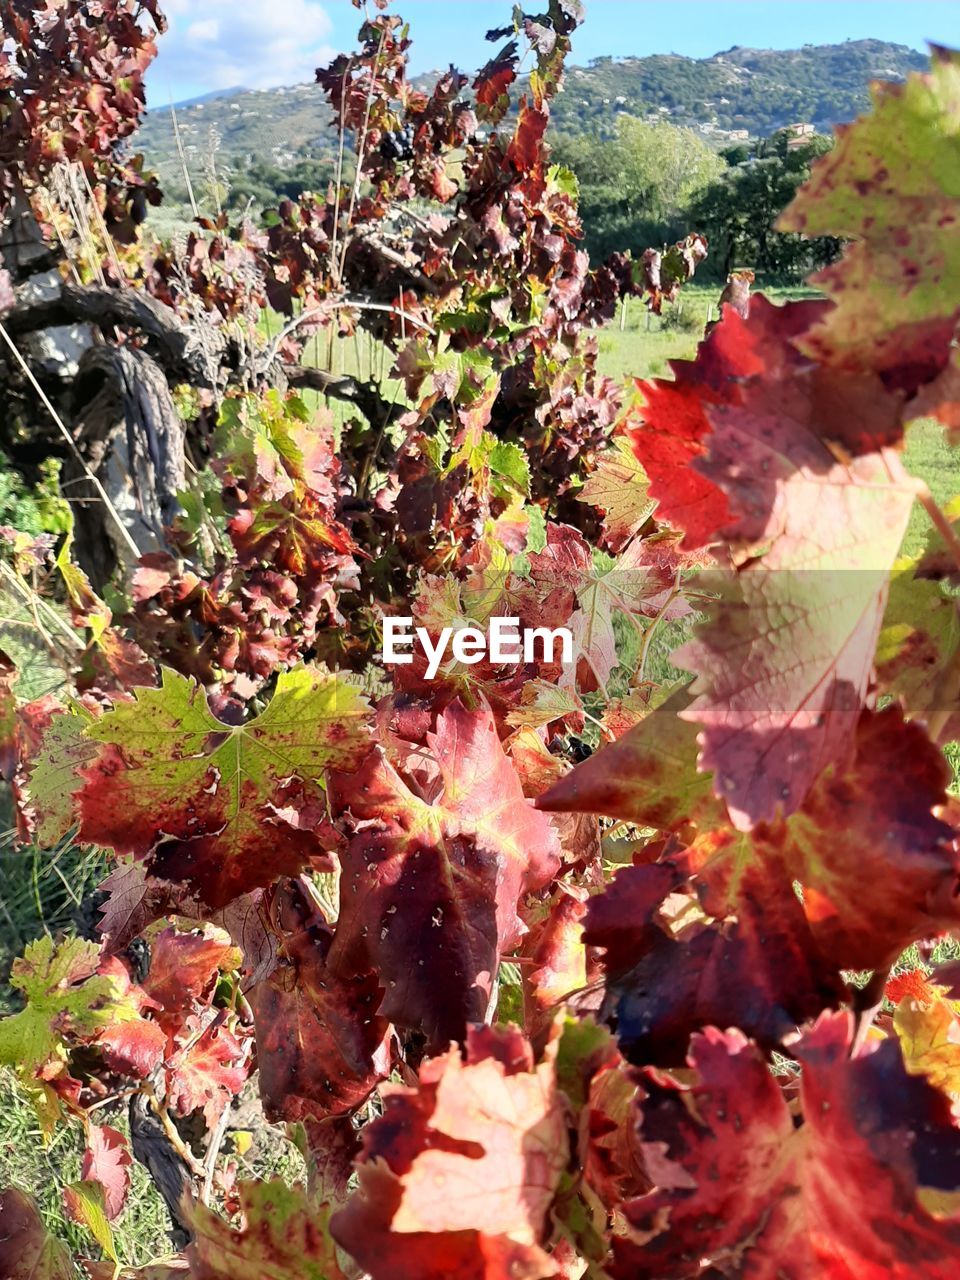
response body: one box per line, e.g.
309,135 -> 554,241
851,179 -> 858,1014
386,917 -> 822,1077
63,344 -> 185,588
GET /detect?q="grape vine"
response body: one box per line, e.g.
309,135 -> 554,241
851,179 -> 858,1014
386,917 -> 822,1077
0,1 -> 959,1277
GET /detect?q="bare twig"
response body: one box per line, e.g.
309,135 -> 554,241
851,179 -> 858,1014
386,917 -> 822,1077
337,28 -> 388,284
200,1100 -> 232,1206
397,206 -> 441,235
148,1090 -> 205,1179
638,566 -> 683,682
581,706 -> 616,742
84,1087 -> 139,1116
170,101 -> 200,220
39,184 -> 83,286
329,63 -> 350,283
913,479 -> 960,575
341,298 -> 435,335
53,166 -> 106,288
76,162 -> 125,283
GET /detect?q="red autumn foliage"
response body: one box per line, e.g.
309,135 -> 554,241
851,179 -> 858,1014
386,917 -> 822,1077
2,2 -> 960,1276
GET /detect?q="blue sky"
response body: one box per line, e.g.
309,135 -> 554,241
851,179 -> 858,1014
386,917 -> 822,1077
150,1 -> 959,105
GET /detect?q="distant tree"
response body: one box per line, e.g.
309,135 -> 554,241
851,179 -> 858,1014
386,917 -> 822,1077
554,117 -> 723,260
720,142 -> 751,167
685,131 -> 844,282
225,153 -> 339,212
617,118 -> 724,221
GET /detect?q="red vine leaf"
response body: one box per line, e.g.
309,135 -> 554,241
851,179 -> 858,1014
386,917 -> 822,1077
186,1180 -> 345,1279
507,103 -> 548,175
754,706 -> 958,970
779,48 -> 960,393
248,879 -> 391,1124
613,1011 -> 960,1278
332,1026 -> 567,1279
908,351 -> 960,431
664,302 -> 914,826
329,699 -> 560,1047
625,297 -> 905,547
94,956 -> 166,1079
583,1057 -> 648,1213
96,860 -> 200,952
545,698 -> 958,974
140,926 -> 241,1033
81,1124 -> 131,1221
508,727 -> 600,871
582,859 -> 843,1063
681,708 -> 959,973
165,1015 -> 250,1127
522,885 -> 592,1037
0,1188 -> 73,1280
96,863 -> 276,987
473,46 -> 518,121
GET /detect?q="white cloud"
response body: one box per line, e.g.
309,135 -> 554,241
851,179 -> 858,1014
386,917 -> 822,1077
154,0 -> 337,95
185,19 -> 220,44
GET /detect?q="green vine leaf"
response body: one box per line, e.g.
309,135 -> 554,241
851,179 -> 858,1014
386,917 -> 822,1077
779,47 -> 960,386
0,937 -> 124,1076
76,666 -> 372,907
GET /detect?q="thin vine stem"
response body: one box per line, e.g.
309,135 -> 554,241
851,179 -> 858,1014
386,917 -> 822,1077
337,27 -> 388,286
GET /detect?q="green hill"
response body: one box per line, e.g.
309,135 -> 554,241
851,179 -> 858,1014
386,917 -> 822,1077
549,40 -> 927,138
137,39 -> 927,212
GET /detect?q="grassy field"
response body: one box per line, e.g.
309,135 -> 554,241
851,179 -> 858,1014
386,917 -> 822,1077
594,285 -> 822,382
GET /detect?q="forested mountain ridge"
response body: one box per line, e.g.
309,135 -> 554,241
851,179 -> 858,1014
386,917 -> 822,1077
138,38 -> 927,203
551,39 -> 928,137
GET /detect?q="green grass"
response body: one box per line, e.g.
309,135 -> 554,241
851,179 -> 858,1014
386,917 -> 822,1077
0,834 -> 110,1016
594,285 -> 822,383
0,1067 -> 309,1269
0,1070 -> 179,1267
902,417 -> 960,559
